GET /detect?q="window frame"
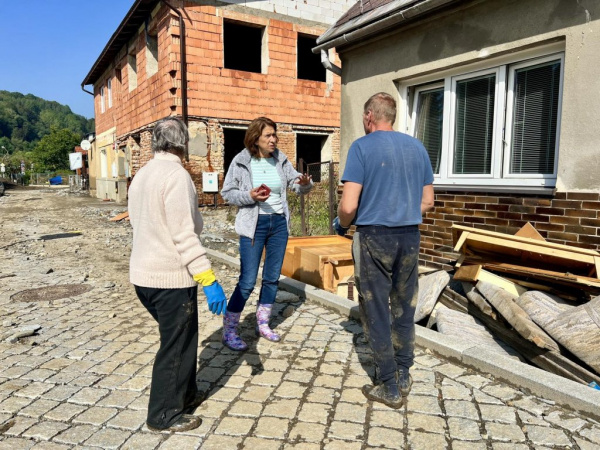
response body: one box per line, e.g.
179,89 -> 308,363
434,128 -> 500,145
107,79 -> 113,109
100,86 -> 105,113
400,45 -> 564,188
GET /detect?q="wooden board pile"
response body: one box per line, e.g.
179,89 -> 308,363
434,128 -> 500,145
416,223 -> 600,387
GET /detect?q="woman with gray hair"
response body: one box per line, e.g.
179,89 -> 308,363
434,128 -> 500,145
128,116 -> 227,432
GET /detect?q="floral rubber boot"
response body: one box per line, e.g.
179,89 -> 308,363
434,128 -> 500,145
256,304 -> 280,342
222,311 -> 248,351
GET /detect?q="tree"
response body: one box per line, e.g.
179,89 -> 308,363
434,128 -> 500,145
33,127 -> 81,172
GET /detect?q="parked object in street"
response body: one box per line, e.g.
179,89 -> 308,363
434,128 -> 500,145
221,117 -> 313,350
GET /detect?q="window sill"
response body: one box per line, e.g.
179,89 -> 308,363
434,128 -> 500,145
433,184 -> 556,196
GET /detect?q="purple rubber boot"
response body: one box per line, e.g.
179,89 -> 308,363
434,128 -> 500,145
256,304 -> 280,342
222,311 -> 248,351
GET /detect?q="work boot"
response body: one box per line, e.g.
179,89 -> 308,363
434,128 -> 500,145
147,414 -> 202,432
183,391 -> 207,414
361,382 -> 404,409
397,368 -> 413,397
256,303 -> 280,342
222,311 -> 248,351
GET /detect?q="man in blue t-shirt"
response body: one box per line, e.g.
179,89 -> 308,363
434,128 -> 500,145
334,92 -> 434,409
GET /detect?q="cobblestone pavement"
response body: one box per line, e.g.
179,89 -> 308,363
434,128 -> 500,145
1,188 -> 599,449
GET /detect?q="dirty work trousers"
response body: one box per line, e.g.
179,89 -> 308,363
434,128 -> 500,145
135,285 -> 199,429
352,225 -> 420,385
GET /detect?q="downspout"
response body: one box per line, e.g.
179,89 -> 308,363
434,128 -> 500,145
162,1 -> 189,161
81,86 -> 94,96
320,50 -> 342,76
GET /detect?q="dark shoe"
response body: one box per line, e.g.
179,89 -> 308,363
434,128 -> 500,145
397,369 -> 413,397
184,392 -> 207,413
147,414 -> 202,433
362,383 -> 404,409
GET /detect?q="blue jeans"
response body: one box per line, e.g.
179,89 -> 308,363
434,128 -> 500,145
227,214 -> 289,313
352,225 -> 420,385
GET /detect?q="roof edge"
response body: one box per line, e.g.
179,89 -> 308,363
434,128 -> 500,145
314,0 -> 460,53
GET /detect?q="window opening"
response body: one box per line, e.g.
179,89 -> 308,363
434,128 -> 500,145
223,20 -> 263,73
297,34 -> 326,82
223,128 -> 247,174
297,134 -> 326,182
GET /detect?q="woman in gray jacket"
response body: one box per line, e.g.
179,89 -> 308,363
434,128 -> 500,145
221,117 -> 313,350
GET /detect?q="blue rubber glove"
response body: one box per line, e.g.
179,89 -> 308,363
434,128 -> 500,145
333,216 -> 349,236
202,282 -> 227,315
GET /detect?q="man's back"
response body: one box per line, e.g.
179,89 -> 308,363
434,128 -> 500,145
341,130 -> 433,227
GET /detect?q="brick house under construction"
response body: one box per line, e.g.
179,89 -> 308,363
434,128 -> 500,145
82,0 -> 352,203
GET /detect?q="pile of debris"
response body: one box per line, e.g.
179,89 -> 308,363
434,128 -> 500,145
417,223 -> 600,388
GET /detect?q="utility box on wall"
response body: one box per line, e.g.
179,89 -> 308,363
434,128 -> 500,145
202,172 -> 219,193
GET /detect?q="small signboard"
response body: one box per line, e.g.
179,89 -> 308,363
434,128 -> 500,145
0,163 -> 5,173
69,153 -> 83,170
202,172 -> 219,193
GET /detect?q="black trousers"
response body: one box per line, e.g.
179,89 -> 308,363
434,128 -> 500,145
352,225 -> 420,385
135,285 -> 199,429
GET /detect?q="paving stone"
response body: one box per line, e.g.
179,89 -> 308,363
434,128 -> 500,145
52,424 -> 98,445
472,389 -> 504,405
333,402 -> 366,423
407,430 -> 448,449
198,434 -> 242,449
328,421 -> 364,441
297,402 -> 331,424
406,412 -> 445,433
434,363 -> 467,379
216,374 -> 247,389
97,390 -> 140,408
208,386 -> 239,402
196,399 -> 229,418
118,431 -> 162,449
511,396 -> 549,416
525,424 -> 571,446
481,383 -> 520,401
544,410 -> 588,432
21,420 -> 69,440
0,438 -> 34,450
17,398 -> 60,418
275,382 -> 307,399
156,434 -> 202,449
254,417 -> 289,439
67,387 -> 109,405
574,436 -> 600,450
478,404 -> 516,424
0,395 -> 33,414
306,387 -> 336,404
30,441 -> 71,450
367,426 -> 404,448
339,388 -> 368,404
43,402 -> 87,421
263,398 -> 300,419
455,374 -> 490,390
579,425 -> 600,445
491,444 -> 529,450
107,408 -> 147,430
406,394 -> 443,416
241,385 -> 274,403
13,382 -> 54,399
229,400 -> 264,418
2,416 -> 36,437
72,406 -> 119,426
447,417 -> 482,441
289,422 -> 327,443
485,422 -> 526,442
83,427 -> 131,449
323,440 -> 363,450
452,442 -> 488,450
214,416 -> 255,436
118,376 -> 151,391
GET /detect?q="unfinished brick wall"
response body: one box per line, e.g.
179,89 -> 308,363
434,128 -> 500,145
420,190 -> 600,271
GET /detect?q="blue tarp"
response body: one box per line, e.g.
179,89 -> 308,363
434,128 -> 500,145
49,176 -> 62,185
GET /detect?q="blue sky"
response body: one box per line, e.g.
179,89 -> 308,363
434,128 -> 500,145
0,0 -> 135,119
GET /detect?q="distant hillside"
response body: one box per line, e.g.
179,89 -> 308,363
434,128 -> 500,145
0,90 -> 95,154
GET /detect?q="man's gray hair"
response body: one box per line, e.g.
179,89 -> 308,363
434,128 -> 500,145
364,92 -> 397,125
152,117 -> 189,154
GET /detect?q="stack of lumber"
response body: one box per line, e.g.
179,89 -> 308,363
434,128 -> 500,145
282,235 -> 353,293
414,223 -> 600,387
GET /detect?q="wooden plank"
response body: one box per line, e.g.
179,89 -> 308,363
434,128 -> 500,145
476,281 -> 559,351
477,269 -> 527,297
290,243 -> 353,293
514,222 -> 546,241
282,235 -> 351,277
109,211 -> 129,222
452,224 -> 600,257
453,264 -> 482,282
462,283 -> 497,320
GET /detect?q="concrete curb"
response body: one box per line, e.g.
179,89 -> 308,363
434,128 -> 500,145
205,248 -> 600,419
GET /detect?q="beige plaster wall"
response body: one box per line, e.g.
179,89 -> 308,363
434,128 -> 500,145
337,0 -> 600,191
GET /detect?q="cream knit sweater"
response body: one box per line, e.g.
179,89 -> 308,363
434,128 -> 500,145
128,151 -> 211,288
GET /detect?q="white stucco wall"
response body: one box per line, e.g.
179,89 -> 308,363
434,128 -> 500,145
337,0 -> 600,192
217,0 -> 354,25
